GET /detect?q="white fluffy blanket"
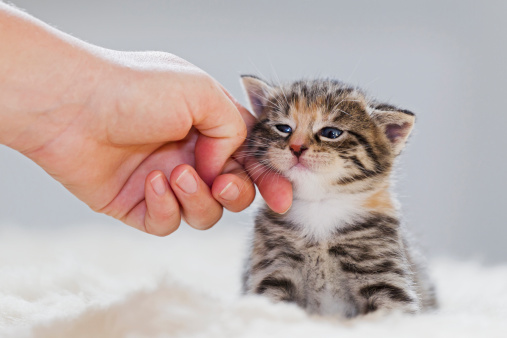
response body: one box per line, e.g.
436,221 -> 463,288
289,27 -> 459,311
0,222 -> 506,338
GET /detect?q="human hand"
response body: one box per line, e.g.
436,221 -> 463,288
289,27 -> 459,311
28,52 -> 293,235
0,5 -> 292,235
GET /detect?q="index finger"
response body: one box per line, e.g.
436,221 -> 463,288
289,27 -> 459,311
191,77 -> 247,186
220,87 -> 257,136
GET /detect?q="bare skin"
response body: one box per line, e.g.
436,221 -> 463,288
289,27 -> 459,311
0,4 -> 292,236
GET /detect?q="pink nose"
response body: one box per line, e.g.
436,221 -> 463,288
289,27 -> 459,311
290,144 -> 308,158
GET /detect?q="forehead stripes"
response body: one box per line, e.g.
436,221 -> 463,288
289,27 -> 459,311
267,80 -> 367,121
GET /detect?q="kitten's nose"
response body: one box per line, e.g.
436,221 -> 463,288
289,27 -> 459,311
290,144 -> 308,158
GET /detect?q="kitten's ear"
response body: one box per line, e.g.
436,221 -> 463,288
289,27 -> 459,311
370,106 -> 415,155
240,75 -> 273,117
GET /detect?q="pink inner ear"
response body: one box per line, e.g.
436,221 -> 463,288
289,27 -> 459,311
385,122 -> 411,144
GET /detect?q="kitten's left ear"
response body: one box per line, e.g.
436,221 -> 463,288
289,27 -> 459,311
370,107 -> 415,155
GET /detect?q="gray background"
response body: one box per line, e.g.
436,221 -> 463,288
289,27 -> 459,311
1,0 -> 506,263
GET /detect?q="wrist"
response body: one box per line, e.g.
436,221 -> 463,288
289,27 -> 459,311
0,4 -> 105,153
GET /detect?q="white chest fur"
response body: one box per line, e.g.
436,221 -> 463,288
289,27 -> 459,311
285,193 -> 367,242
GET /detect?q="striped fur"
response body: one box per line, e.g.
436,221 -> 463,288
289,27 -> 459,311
241,76 -> 437,317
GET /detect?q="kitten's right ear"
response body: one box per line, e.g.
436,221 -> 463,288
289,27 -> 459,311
240,75 -> 273,117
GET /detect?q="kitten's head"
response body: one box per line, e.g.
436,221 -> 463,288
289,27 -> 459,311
241,75 -> 415,198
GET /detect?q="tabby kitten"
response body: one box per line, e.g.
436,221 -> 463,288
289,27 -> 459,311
241,75 -> 436,317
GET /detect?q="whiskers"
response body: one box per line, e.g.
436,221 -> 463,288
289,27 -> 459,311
233,144 -> 285,191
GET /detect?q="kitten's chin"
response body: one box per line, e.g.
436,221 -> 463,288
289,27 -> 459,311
284,165 -> 318,183
285,170 -> 332,200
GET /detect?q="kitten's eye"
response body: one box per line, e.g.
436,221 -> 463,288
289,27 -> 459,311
275,124 -> 292,134
320,127 -> 343,139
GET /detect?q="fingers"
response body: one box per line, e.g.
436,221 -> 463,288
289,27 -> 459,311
121,170 -> 181,236
211,159 -> 256,213
125,161 -> 256,237
121,165 -> 227,236
193,78 -> 247,186
169,164 -> 223,230
244,157 -> 293,214
144,171 -> 181,236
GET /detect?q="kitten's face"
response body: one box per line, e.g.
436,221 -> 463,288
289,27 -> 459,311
242,77 -> 415,196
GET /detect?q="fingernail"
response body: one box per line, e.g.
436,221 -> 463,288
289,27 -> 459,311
176,169 -> 198,194
278,202 -> 292,215
150,173 -> 167,196
219,182 -> 240,201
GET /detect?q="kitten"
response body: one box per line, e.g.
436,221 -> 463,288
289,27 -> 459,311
240,75 -> 436,317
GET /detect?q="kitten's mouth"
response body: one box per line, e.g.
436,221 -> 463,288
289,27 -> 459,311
289,162 -> 310,172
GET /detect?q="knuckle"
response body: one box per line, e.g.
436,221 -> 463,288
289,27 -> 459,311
226,191 -> 254,213
145,207 -> 181,237
146,217 -> 180,237
159,209 -> 180,224
237,123 -> 248,142
172,110 -> 193,140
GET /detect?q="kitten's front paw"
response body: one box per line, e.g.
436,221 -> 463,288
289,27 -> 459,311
363,298 -> 420,315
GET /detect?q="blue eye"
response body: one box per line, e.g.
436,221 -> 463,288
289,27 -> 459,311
320,127 -> 343,139
275,124 -> 292,134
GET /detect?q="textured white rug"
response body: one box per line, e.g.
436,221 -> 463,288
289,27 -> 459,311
0,221 -> 506,338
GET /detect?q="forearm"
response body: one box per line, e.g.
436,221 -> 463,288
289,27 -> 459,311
0,3 -> 102,153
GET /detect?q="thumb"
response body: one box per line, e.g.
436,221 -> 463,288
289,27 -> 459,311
192,80 -> 247,186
